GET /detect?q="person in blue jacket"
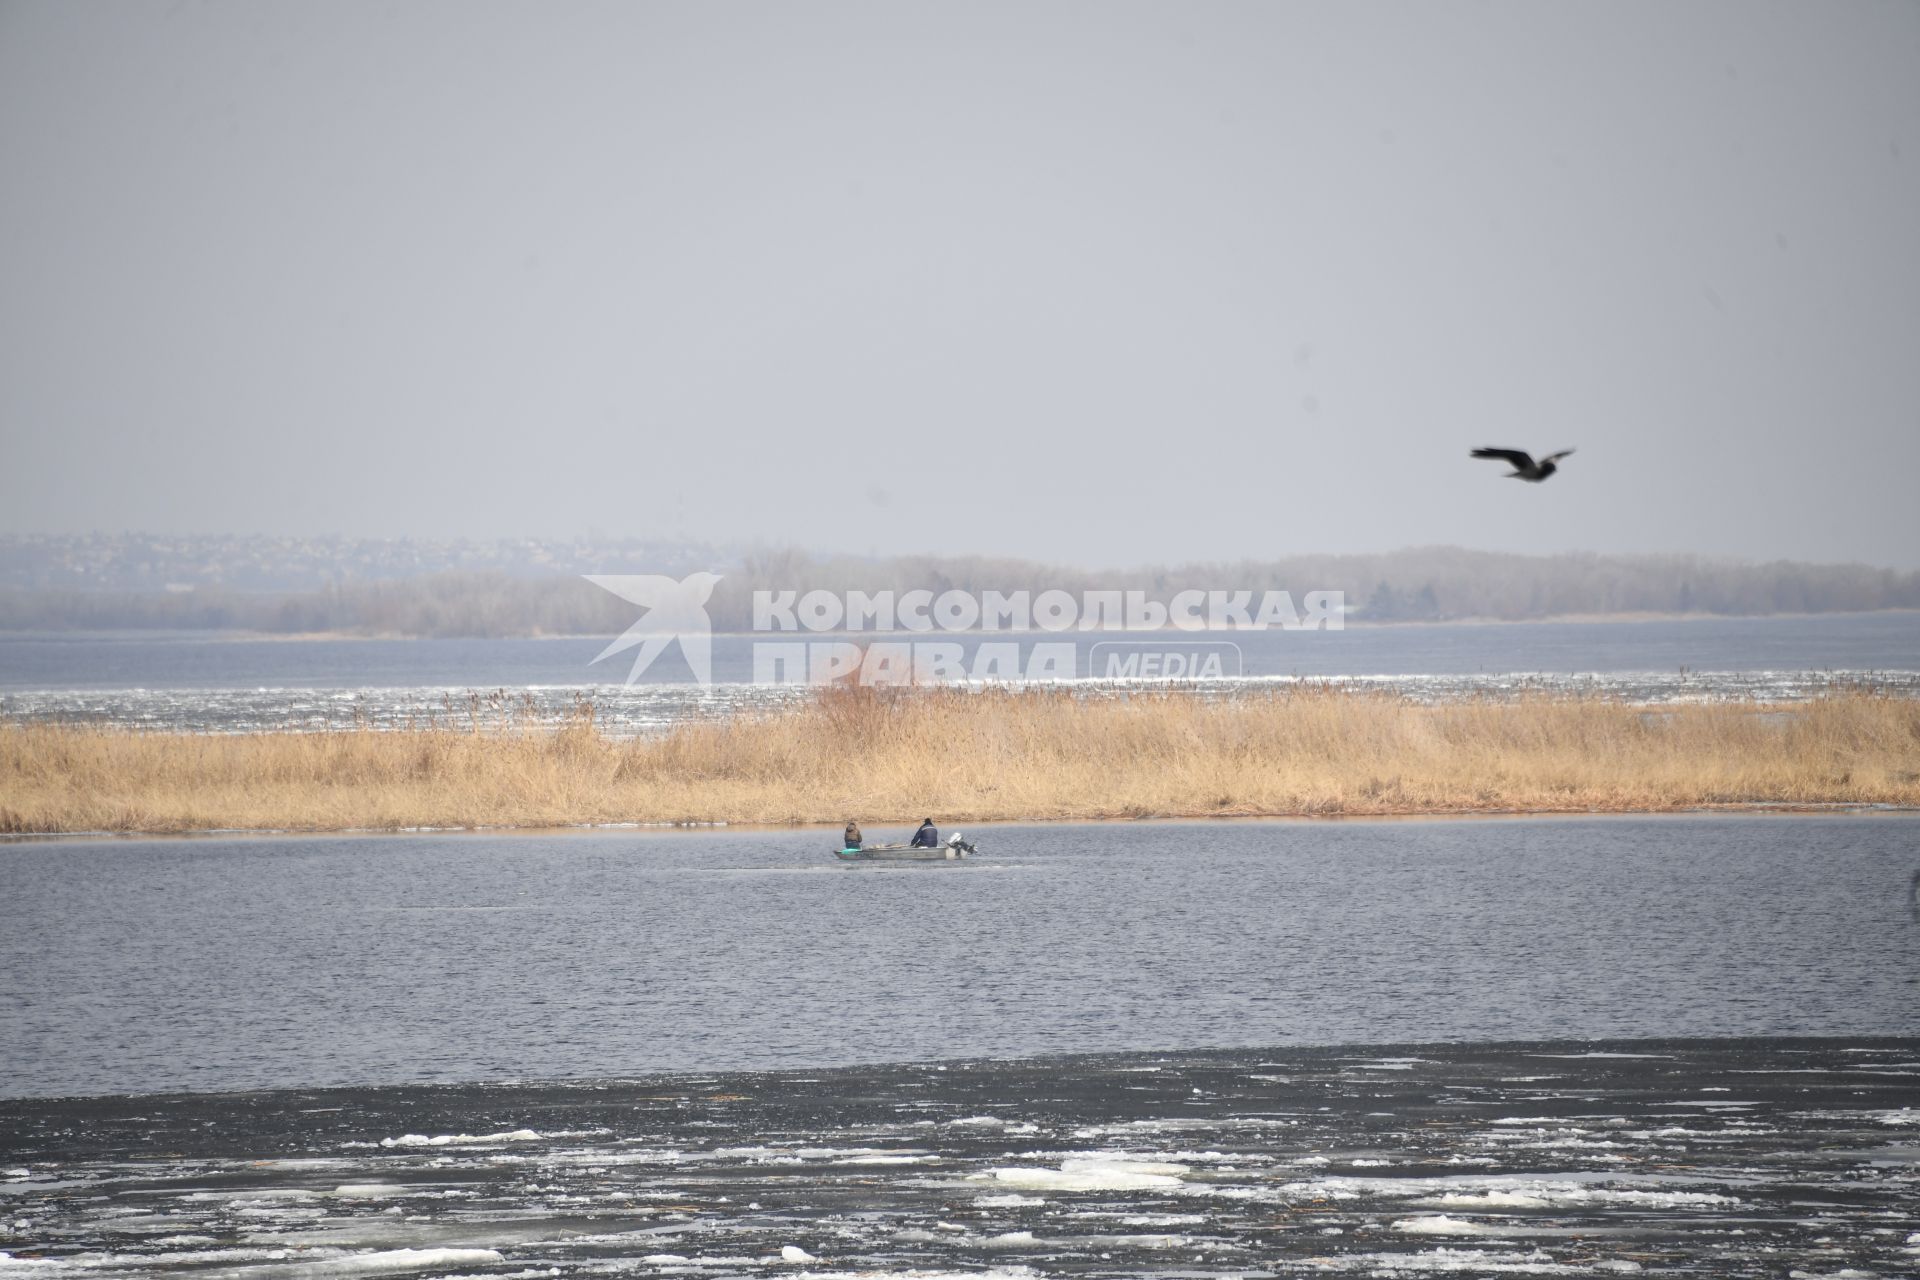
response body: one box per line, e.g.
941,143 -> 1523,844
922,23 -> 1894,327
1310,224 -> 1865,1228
909,818 -> 939,848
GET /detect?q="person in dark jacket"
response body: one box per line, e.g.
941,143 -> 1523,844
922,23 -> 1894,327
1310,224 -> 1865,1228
844,821 -> 863,850
909,818 -> 939,848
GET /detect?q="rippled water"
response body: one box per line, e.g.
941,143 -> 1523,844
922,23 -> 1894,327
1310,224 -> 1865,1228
4,816 -> 1915,1100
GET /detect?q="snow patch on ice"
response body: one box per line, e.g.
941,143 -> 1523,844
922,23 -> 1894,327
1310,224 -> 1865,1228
1084,1233 -> 1190,1249
1301,1247 -> 1582,1273
1270,1175 -> 1740,1211
794,1269 -> 1041,1280
1349,1058 -> 1437,1071
971,1157 -> 1188,1192
267,1248 -> 504,1276
1390,1216 -> 1505,1236
1422,1186 -> 1738,1210
378,1129 -> 540,1148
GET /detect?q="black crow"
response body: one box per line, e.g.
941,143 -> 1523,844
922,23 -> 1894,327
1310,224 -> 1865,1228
1471,447 -> 1575,482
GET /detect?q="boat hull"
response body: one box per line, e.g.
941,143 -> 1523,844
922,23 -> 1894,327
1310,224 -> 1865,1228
833,843 -> 968,861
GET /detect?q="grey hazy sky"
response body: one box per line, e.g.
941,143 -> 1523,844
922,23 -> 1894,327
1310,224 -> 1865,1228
2,1 -> 1916,569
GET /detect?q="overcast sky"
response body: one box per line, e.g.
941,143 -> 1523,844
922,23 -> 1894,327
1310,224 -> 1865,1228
2,1 -> 1916,569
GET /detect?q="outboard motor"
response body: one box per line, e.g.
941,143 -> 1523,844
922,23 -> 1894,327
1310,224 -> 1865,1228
946,831 -> 977,856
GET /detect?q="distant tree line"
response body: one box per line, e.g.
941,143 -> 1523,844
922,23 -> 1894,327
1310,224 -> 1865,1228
1,546 -> 1915,637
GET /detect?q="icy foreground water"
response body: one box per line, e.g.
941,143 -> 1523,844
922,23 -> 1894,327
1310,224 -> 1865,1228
2,1038 -> 1916,1279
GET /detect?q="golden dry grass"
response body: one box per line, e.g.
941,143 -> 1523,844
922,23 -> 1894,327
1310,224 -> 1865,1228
3,687 -> 1917,834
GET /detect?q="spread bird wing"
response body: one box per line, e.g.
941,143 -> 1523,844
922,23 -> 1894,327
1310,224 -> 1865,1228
1541,449 -> 1576,464
1471,448 -> 1535,469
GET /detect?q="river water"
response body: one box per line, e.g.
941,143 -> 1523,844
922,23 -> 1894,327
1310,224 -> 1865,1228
5,620 -> 1918,1277
4,815 -> 1915,1101
2,612 -> 1918,733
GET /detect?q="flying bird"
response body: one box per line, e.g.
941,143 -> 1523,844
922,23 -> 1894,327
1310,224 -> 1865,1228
1471,447 -> 1575,482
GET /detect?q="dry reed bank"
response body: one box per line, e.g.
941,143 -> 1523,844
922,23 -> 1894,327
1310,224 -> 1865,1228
3,688 -> 1917,835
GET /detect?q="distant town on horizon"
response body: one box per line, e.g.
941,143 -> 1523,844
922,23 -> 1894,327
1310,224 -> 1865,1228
1,532 -> 1915,636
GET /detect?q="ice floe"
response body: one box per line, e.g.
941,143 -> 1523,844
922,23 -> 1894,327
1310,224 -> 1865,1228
378,1130 -> 541,1148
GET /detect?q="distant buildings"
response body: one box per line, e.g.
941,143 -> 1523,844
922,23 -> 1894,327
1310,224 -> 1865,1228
0,533 -> 741,593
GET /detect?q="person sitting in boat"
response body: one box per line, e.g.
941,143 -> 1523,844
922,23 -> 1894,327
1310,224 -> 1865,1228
909,818 -> 939,848
844,820 -> 863,850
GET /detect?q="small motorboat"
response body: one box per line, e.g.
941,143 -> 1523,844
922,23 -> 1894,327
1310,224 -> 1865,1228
833,833 -> 977,862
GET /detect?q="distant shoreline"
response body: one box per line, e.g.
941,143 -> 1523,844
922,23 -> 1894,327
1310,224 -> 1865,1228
4,804 -> 1915,844
2,605 -> 1917,643
5,686 -> 1916,837
7,541 -> 1918,639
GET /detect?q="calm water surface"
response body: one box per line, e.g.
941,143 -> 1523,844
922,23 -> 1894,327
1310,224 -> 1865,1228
3,815 -> 1915,1099
3,612 -> 1919,690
